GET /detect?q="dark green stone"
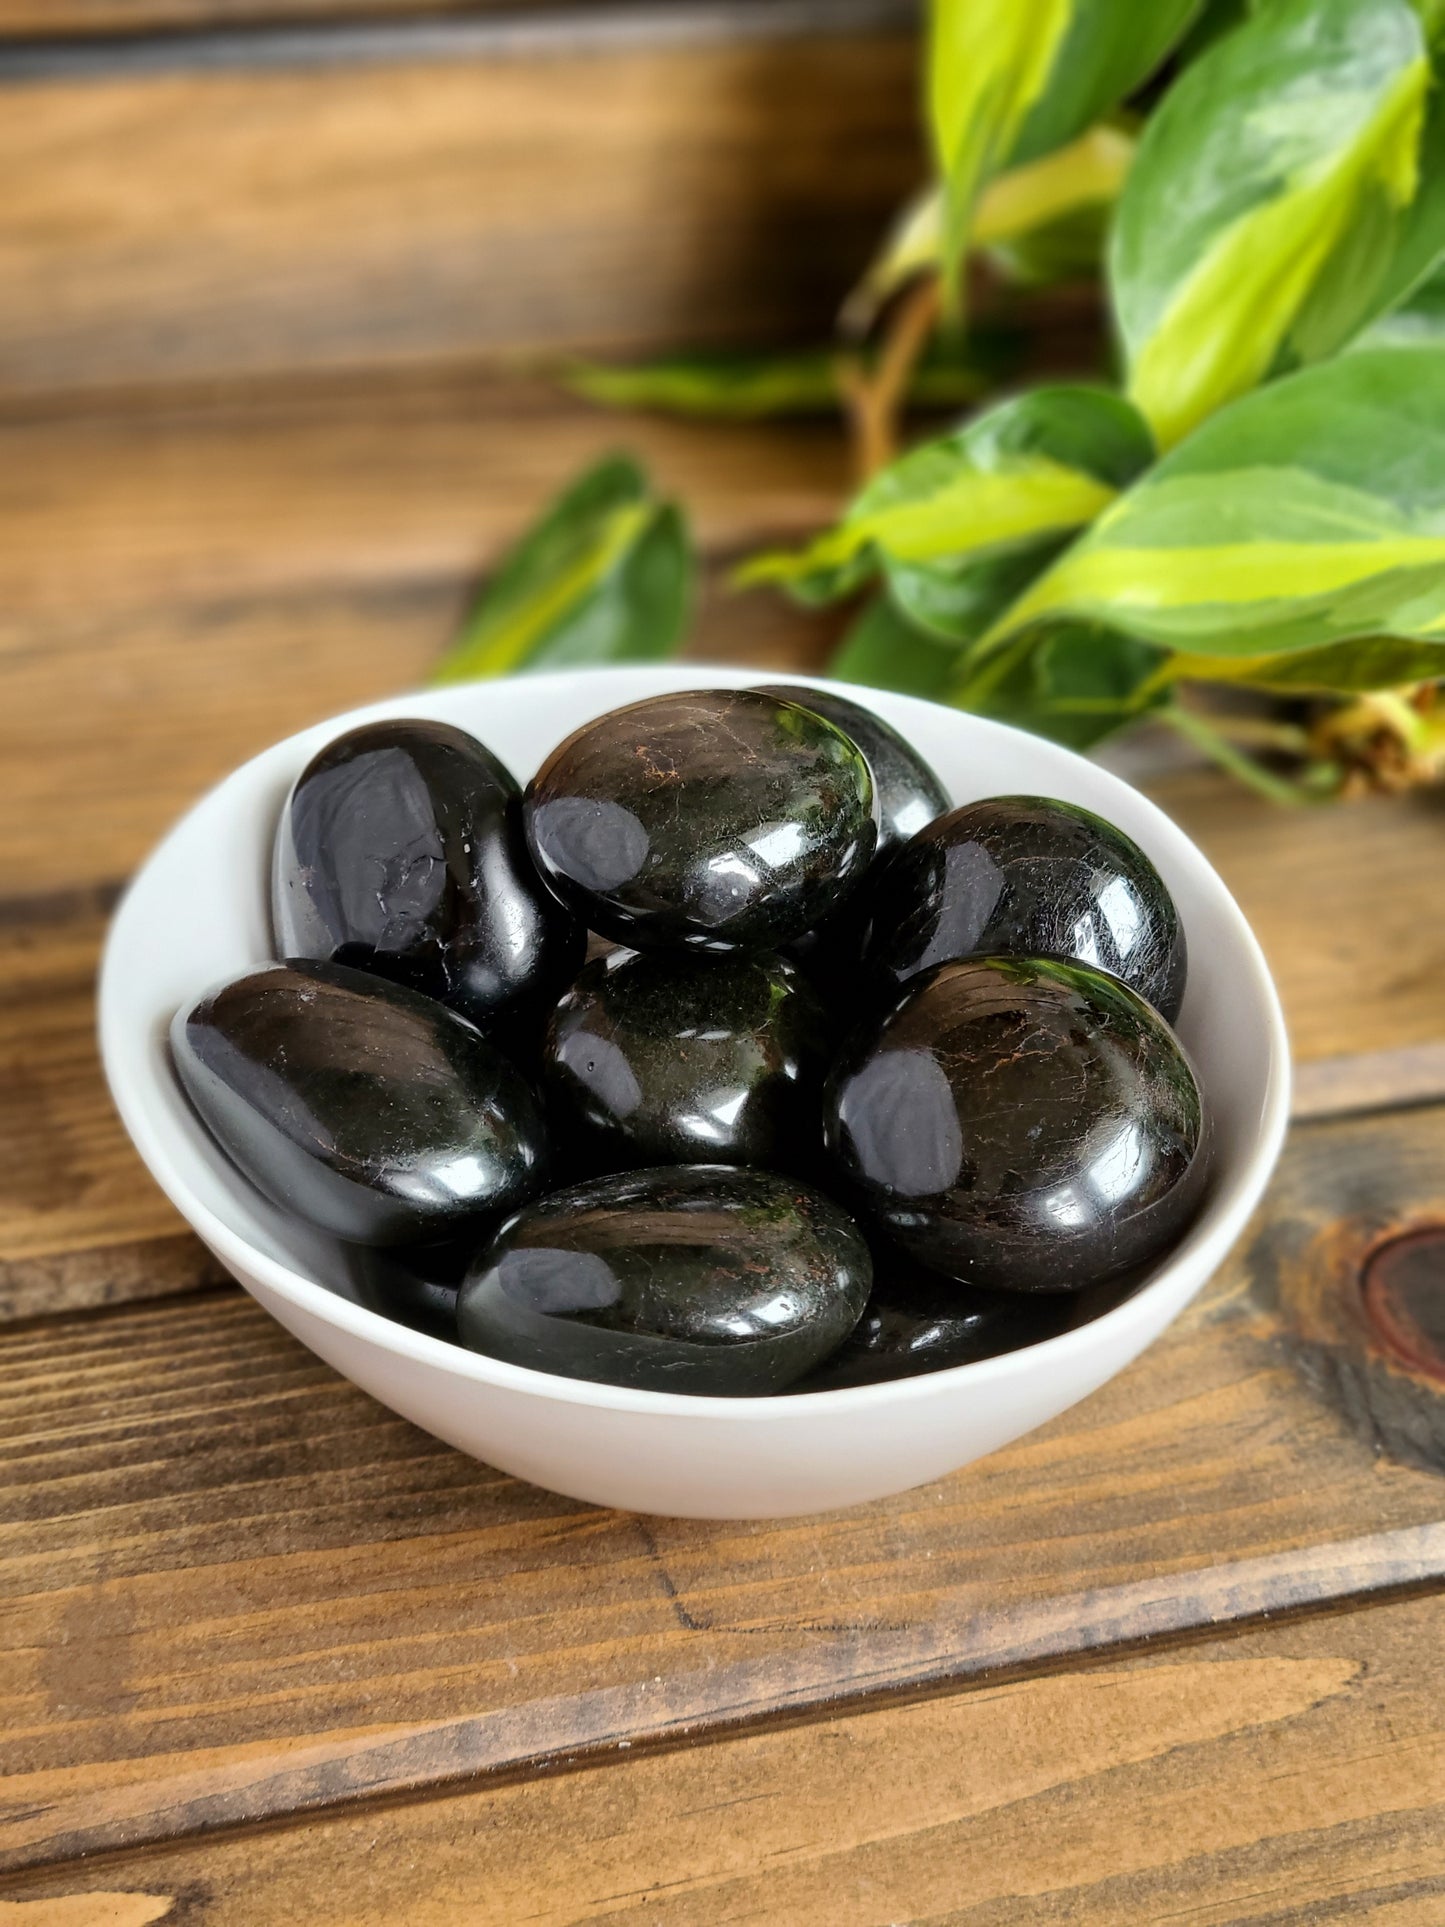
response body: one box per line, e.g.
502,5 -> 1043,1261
457,1164 -> 872,1395
523,689 -> 878,952
752,687 -> 948,1019
273,718 -> 585,1030
753,684 -> 949,857
171,960 -> 549,1246
863,795 -> 1187,1021
543,948 -> 829,1174
824,956 -> 1209,1293
800,1251 -> 1140,1390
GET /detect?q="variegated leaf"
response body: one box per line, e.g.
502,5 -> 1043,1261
1112,0 -> 1430,448
432,456 -> 691,682
741,387 -> 1153,608
968,349 -> 1445,684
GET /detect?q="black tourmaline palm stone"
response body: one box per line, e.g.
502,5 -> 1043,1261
457,1165 -> 872,1394
171,960 -> 549,1246
824,955 -> 1208,1293
862,795 -> 1187,1020
543,947 -> 829,1174
754,684 -> 949,857
273,719 -> 585,1029
522,689 -> 878,952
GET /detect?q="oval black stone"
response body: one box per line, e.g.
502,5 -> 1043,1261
273,719 -> 585,1029
523,689 -> 878,953
753,684 -> 949,857
800,1260 -> 1080,1390
823,955 -> 1209,1293
543,948 -> 829,1174
171,960 -> 549,1246
862,795 -> 1187,1021
456,1165 -> 872,1395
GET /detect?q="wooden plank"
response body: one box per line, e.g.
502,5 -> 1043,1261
1156,769 -> 1445,1075
0,375 -> 849,901
0,0 -> 614,33
0,20 -> 920,398
4,1584 -> 1445,1919
5,1101 -> 1445,1869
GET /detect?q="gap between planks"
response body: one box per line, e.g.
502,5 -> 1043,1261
0,0 -> 921,83
4,1520 -> 1445,1877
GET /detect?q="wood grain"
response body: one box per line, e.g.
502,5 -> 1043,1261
4,1590 -> 1445,1920
5,1100 -> 1445,1868
0,376 -> 849,901
0,25 -> 919,398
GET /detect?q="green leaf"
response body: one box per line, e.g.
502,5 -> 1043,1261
1352,82 -> 1445,336
951,623 -> 1169,750
846,126 -> 1134,327
926,0 -> 1197,301
968,347 -> 1445,676
558,344 -> 989,421
884,540 -> 1072,643
1170,633 -> 1445,689
927,0 -> 1075,296
827,595 -> 962,699
1111,0 -> 1430,448
432,456 -> 692,682
1009,0 -> 1203,165
741,387 -> 1154,602
1352,256 -> 1445,347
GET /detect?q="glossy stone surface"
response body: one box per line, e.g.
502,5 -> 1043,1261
349,1237 -> 473,1339
543,948 -> 829,1174
523,689 -> 878,953
800,1259 -> 1081,1390
171,960 -> 549,1246
754,684 -> 949,857
457,1165 -> 872,1395
824,956 -> 1209,1293
862,795 -> 1188,1021
273,719 -> 585,1029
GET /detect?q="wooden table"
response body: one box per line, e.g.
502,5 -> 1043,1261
5,7 -> 1445,1921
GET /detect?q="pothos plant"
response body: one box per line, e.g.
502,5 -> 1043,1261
435,0 -> 1445,801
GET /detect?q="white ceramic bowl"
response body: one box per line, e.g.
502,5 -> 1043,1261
100,666 -> 1290,1518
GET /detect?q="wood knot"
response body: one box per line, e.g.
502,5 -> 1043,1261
1362,1229 -> 1445,1384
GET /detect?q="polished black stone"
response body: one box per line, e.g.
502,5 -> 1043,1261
799,1249 -> 1147,1389
754,685 -> 949,857
273,718 -> 585,1029
457,1164 -> 872,1394
172,959 -> 549,1246
543,948 -> 829,1174
523,689 -> 878,953
862,795 -> 1188,1021
800,1258 -> 1080,1390
824,956 -> 1209,1293
349,1236 -> 474,1339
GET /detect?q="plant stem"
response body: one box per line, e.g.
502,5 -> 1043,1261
1161,705 -> 1332,806
836,275 -> 943,481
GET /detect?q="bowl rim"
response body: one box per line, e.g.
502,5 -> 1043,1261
99,665 -> 1292,1421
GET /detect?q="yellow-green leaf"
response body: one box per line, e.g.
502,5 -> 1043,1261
740,386 -> 1153,603
1112,0 -> 1429,448
846,126 -> 1134,328
968,348 -> 1445,681
928,0 -> 1073,296
432,456 -> 692,682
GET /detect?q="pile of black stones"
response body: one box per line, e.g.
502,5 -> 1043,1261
171,685 -> 1209,1398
